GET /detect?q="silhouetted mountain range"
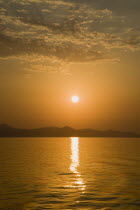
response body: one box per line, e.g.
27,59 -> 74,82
0,124 -> 139,137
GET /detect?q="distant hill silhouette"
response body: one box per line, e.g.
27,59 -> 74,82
0,124 -> 139,137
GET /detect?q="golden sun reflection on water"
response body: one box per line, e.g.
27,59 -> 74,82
70,137 -> 85,191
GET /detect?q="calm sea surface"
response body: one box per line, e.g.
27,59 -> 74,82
0,137 -> 140,210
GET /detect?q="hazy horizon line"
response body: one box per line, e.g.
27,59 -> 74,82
1,123 -> 139,135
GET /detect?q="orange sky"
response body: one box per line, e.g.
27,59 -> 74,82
0,0 -> 140,132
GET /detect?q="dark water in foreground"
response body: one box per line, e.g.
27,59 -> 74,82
0,137 -> 140,210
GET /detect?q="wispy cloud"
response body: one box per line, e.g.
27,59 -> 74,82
0,0 -> 140,73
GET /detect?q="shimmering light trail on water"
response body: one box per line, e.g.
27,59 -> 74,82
70,137 -> 85,191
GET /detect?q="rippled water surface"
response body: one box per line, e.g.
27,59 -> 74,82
0,137 -> 140,210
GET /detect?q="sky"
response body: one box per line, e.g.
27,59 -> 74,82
0,0 -> 140,132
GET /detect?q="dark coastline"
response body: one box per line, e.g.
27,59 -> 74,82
0,124 -> 139,138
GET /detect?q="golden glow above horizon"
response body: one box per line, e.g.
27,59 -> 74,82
71,96 -> 79,103
70,137 -> 85,191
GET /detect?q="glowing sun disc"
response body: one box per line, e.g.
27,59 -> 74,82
72,96 -> 79,103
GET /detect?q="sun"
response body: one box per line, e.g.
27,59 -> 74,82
71,95 -> 79,103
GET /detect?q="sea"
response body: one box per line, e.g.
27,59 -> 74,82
0,137 -> 140,210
